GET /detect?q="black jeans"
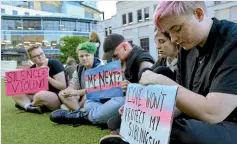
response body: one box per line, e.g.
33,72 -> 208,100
170,118 -> 237,144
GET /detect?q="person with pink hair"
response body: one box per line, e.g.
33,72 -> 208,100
99,1 -> 237,144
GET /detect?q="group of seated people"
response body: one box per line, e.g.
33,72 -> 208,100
12,1 -> 237,144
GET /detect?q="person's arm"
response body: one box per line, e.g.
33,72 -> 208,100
139,61 -> 153,71
139,71 -> 237,124
48,72 -> 66,90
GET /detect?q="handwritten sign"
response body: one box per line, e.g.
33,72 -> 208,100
120,84 -> 178,144
85,60 -> 123,100
5,67 -> 49,96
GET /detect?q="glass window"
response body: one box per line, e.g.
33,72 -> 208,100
60,21 -> 76,31
105,28 -> 108,36
23,35 -> 44,49
43,20 -> 60,31
109,27 -> 112,34
85,11 -> 94,19
128,12 -> 133,24
41,2 -> 61,13
137,9 -> 142,22
23,20 -> 41,30
140,38 -> 149,51
1,19 -> 22,30
92,23 -> 97,31
12,10 -> 18,15
25,12 -> 30,16
122,14 -> 127,25
214,1 -> 222,4
1,8 -> 5,14
154,4 -> 158,11
42,34 -> 60,49
78,22 -> 90,32
1,34 -> 22,49
144,7 -> 149,20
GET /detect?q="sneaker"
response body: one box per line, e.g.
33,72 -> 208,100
107,115 -> 121,131
99,135 -> 129,144
15,103 -> 25,110
49,109 -> 90,124
26,105 -> 43,114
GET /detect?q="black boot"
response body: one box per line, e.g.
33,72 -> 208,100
50,109 -> 91,124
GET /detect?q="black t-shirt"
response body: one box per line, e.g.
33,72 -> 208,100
177,18 -> 237,122
31,59 -> 67,94
125,45 -> 155,83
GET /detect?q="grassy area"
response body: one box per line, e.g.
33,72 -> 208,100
1,80 -> 108,144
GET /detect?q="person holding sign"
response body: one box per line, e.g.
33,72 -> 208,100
50,42 -> 125,125
102,33 -> 155,134
56,42 -> 103,111
12,45 -> 67,114
100,1 -> 237,144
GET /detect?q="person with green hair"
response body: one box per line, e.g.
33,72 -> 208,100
49,42 -> 125,126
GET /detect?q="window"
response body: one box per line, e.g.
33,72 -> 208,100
128,40 -> 133,45
137,9 -> 142,22
128,12 -> 133,24
140,38 -> 149,51
122,14 -> 127,25
85,11 -> 94,19
23,20 -> 41,30
43,20 -> 60,31
105,28 -> 108,36
60,21 -> 76,31
1,19 -> 22,30
109,27 -> 112,34
154,4 -> 158,11
144,7 -> 149,20
214,1 -> 221,4
78,22 -> 90,32
12,10 -> 18,15
25,12 -> 30,16
1,8 -> 5,14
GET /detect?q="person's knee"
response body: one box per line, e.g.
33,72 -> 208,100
171,119 -> 203,144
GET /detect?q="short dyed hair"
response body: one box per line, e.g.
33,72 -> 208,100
76,42 -> 97,54
154,1 -> 207,31
26,44 -> 41,58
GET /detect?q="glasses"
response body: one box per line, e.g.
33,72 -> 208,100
31,52 -> 44,59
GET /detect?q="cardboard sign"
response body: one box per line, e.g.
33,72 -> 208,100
85,60 -> 123,100
5,67 -> 49,96
120,84 -> 178,144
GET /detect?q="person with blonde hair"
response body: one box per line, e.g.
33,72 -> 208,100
13,45 -> 67,114
89,31 -> 101,57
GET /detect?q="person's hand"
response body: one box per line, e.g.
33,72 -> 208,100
139,70 -> 177,86
59,89 -> 73,98
69,90 -> 80,97
119,105 -> 124,116
121,80 -> 130,92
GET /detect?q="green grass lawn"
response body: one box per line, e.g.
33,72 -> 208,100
1,80 -> 108,144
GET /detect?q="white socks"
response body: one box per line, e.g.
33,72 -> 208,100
24,103 -> 31,110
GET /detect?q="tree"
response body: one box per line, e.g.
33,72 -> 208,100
58,36 -> 88,64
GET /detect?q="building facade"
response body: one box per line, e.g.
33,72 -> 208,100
1,1 -> 103,64
98,1 -> 237,60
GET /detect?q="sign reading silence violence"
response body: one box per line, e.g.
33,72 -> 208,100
120,84 -> 178,144
5,67 -> 49,96
85,60 -> 123,100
